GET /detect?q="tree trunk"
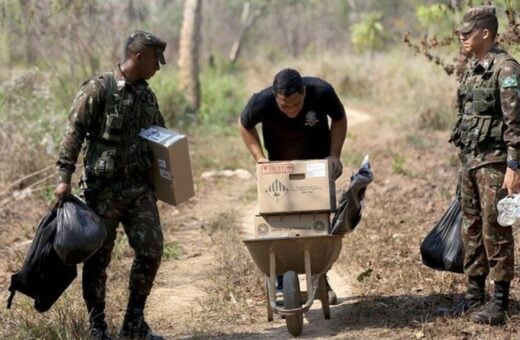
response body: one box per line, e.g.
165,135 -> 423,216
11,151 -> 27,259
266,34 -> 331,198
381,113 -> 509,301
178,0 -> 202,113
228,1 -> 266,64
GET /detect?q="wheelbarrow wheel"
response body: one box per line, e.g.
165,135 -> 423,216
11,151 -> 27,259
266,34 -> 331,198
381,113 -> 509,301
283,271 -> 303,336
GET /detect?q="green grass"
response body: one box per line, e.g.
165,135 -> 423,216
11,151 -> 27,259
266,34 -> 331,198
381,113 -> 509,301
162,241 -> 183,260
150,64 -> 247,132
391,153 -> 409,176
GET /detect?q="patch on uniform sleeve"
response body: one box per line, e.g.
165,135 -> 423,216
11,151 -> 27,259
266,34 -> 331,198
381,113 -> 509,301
501,75 -> 518,89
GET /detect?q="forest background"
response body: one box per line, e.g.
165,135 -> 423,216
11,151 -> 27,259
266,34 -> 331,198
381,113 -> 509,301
1,0 -> 520,339
0,0 -> 518,182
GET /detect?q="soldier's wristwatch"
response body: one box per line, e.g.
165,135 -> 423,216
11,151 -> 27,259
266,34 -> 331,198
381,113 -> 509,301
507,159 -> 520,170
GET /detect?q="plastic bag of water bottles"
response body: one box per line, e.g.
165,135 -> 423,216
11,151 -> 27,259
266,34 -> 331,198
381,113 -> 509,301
497,194 -> 520,227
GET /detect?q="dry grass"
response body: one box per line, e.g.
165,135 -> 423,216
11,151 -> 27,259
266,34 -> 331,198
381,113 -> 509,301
336,120 -> 520,338
1,266 -> 131,340
189,131 -> 255,177
185,209 -> 265,335
0,202 -> 141,339
0,68 -> 65,186
1,50 -> 519,339
244,50 -> 459,131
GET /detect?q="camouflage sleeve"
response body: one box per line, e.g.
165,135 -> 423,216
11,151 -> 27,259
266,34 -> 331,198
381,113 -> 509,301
499,60 -> 520,161
150,90 -> 166,128
56,79 -> 104,183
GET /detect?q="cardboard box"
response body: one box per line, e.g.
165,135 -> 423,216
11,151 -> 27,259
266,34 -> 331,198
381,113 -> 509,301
257,160 -> 336,214
254,213 -> 330,237
139,126 -> 194,205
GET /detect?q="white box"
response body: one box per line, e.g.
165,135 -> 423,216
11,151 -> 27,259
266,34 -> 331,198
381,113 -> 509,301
256,159 -> 336,214
139,126 -> 195,205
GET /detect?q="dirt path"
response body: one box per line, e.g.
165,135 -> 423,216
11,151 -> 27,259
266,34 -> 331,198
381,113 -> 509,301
146,107 -> 372,338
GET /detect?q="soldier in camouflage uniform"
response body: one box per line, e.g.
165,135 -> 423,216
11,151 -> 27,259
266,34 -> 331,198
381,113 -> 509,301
55,30 -> 168,340
449,6 -> 519,325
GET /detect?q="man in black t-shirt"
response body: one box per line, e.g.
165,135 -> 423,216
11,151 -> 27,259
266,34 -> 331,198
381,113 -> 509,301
238,68 -> 348,304
239,68 -> 347,177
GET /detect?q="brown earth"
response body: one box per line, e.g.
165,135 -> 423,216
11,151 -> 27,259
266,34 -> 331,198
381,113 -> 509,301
144,104 -> 519,339
1,104 -> 519,339
143,107 -> 371,338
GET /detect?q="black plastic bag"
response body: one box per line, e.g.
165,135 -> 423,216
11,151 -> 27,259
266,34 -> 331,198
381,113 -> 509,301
420,199 -> 464,273
331,155 -> 373,234
53,195 -> 106,265
7,205 -> 77,312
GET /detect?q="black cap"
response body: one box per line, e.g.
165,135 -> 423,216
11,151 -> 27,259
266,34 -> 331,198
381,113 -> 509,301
273,68 -> 304,96
128,30 -> 167,64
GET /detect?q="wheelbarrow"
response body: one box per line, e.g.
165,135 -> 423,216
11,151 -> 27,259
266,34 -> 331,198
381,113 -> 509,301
243,234 -> 343,336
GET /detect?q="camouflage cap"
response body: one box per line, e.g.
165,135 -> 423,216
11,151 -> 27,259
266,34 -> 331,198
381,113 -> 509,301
458,6 -> 497,34
128,30 -> 167,64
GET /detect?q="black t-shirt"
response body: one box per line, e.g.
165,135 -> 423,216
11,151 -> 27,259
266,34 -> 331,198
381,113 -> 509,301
240,77 -> 345,161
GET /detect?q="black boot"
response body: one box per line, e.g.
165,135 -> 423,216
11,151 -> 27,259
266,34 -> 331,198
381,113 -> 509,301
90,323 -> 112,340
119,309 -> 164,340
472,281 -> 510,325
87,303 -> 112,340
446,276 -> 486,315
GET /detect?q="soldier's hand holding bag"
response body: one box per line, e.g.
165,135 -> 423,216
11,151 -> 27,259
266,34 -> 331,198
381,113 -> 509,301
53,195 -> 107,265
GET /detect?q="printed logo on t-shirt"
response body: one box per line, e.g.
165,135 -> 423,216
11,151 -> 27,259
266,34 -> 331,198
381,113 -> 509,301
265,179 -> 289,201
304,111 -> 319,127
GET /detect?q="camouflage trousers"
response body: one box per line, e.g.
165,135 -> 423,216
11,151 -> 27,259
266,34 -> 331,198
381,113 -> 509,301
82,186 -> 163,317
460,162 -> 515,281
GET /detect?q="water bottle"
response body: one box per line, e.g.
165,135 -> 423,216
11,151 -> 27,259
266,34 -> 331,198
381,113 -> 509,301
497,194 -> 520,227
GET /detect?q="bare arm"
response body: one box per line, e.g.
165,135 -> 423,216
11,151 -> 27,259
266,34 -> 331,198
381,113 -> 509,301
238,117 -> 267,162
329,115 -> 347,158
327,115 -> 347,179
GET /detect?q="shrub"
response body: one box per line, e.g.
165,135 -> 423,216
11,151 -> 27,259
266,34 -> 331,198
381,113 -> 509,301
198,66 -> 247,130
149,69 -> 192,128
0,68 -> 66,184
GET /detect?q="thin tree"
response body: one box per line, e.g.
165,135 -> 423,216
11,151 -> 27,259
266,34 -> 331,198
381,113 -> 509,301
178,0 -> 202,113
228,1 -> 267,64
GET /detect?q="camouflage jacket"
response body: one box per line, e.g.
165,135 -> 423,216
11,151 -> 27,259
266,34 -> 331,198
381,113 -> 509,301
56,66 -> 165,184
451,45 -> 520,169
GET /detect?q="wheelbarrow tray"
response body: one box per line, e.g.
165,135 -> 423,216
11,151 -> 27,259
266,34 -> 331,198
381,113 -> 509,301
244,234 -> 344,334
243,234 -> 343,275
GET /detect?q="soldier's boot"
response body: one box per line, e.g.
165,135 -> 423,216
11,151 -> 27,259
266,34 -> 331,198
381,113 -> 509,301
119,309 -> 164,340
324,275 -> 338,306
471,281 -> 510,325
91,324 -> 112,340
90,315 -> 112,340
445,275 -> 486,315
87,302 -> 113,340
